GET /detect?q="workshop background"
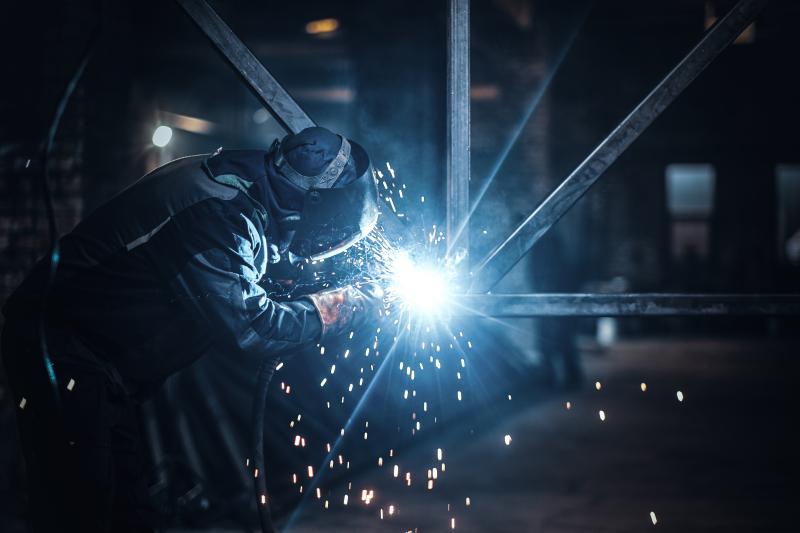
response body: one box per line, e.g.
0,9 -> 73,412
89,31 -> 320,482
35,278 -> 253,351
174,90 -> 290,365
2,0 -> 800,531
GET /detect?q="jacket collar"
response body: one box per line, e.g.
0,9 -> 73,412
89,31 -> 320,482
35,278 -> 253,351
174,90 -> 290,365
204,149 -> 269,184
203,148 -> 301,250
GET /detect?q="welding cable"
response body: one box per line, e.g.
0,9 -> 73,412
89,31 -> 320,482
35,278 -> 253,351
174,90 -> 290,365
37,23 -> 102,404
251,356 -> 279,533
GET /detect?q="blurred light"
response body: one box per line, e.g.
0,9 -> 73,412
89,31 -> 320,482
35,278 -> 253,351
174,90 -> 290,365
160,111 -> 216,134
470,84 -> 501,101
666,163 -> 715,217
504,434 -> 512,445
292,87 -> 355,103
597,317 -> 617,346
252,108 -> 271,124
305,18 -> 339,35
152,125 -> 173,147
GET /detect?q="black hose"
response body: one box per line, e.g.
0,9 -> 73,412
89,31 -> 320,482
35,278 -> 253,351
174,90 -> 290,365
251,356 -> 279,533
37,24 -> 102,404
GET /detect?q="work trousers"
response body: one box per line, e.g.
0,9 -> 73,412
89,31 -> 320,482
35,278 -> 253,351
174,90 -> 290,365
2,319 -> 154,533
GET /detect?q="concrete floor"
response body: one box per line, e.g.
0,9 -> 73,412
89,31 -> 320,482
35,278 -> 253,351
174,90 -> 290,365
4,338 -> 797,532
284,339 -> 800,533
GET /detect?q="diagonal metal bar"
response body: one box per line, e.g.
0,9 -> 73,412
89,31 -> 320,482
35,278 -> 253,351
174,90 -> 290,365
456,293 -> 800,317
446,0 -> 471,267
176,0 -> 315,134
470,0 -> 768,293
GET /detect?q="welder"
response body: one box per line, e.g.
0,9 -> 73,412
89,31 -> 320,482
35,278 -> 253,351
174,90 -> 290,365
1,126 -> 383,532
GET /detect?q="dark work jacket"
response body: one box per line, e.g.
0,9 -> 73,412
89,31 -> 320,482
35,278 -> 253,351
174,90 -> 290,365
2,150 -> 321,398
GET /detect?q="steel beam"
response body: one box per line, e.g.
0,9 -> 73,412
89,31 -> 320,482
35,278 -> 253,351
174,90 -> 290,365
176,0 -> 315,134
457,293 -> 800,317
470,0 -> 768,292
446,0 -> 471,265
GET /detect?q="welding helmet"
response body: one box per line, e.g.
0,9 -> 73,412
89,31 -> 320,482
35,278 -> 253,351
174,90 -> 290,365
270,127 -> 379,260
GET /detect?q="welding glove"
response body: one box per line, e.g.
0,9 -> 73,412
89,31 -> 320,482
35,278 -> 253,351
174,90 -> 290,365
306,282 -> 385,339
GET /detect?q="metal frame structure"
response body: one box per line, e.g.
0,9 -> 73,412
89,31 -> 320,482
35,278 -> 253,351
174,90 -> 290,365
470,0 -> 766,292
461,0 -> 799,316
177,0 -> 800,317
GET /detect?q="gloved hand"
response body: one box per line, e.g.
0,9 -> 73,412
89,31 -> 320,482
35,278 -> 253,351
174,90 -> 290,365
306,282 -> 385,339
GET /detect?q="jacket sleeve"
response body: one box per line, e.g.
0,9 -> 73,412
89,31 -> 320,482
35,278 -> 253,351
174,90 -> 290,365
164,198 -> 321,359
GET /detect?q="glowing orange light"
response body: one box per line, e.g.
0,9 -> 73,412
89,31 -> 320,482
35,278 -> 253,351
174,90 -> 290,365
305,18 -> 340,35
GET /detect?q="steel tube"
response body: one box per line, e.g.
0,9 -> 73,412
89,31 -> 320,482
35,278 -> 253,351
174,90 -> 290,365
176,0 -> 315,134
456,293 -> 800,317
446,0 -> 471,265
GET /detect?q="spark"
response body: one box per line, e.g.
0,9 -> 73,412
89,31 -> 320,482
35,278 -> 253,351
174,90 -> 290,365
504,434 -> 512,446
595,381 -> 602,390
599,410 -> 606,421
650,511 -> 658,525
281,167 -> 489,531
676,390 -> 684,402
641,382 -> 647,392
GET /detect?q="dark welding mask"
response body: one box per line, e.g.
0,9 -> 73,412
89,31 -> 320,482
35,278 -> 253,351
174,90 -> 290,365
271,130 -> 379,260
